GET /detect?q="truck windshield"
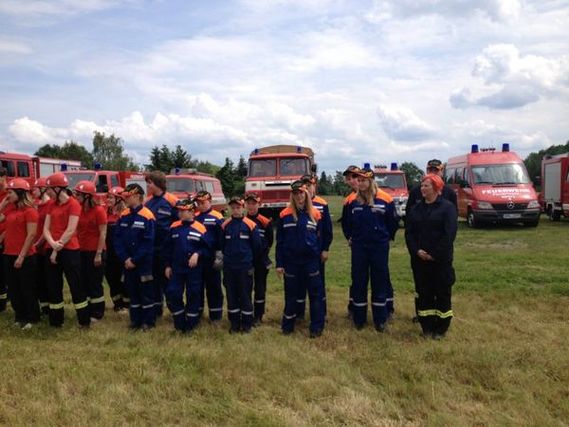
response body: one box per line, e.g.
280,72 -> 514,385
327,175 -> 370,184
472,164 -> 530,185
64,172 -> 95,188
375,174 -> 405,189
279,158 -> 308,176
167,178 -> 195,193
249,159 -> 276,177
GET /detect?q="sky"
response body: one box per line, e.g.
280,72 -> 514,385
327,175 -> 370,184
0,0 -> 568,173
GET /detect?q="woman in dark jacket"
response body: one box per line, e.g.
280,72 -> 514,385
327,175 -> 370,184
405,174 -> 457,339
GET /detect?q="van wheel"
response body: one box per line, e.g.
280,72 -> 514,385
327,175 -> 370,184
467,210 -> 478,228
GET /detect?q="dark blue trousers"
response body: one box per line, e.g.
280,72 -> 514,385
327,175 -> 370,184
296,261 -> 327,318
125,267 -> 156,328
200,259 -> 223,321
282,258 -> 324,334
224,267 -> 254,331
351,242 -> 390,327
166,267 -> 203,331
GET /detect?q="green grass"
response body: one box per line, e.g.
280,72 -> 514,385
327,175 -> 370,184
1,195 -> 568,426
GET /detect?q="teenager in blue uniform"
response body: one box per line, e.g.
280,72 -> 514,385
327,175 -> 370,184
163,199 -> 210,333
342,167 -> 398,332
144,171 -> 178,317
221,197 -> 262,333
296,174 -> 332,319
244,192 -> 273,325
276,181 -> 325,338
194,190 -> 224,322
405,174 -> 457,339
114,184 -> 156,331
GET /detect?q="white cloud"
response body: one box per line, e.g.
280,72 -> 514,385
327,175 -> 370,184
0,0 -> 134,17
376,105 -> 437,141
0,39 -> 32,54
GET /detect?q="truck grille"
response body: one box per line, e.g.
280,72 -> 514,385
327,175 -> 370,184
260,190 -> 291,201
492,203 -> 528,210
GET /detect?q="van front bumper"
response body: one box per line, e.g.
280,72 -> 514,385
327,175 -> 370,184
472,208 -> 540,223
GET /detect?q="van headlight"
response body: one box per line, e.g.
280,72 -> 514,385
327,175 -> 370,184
527,200 -> 540,209
477,201 -> 493,210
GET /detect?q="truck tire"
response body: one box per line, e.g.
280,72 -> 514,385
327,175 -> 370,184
467,210 -> 478,228
549,207 -> 561,222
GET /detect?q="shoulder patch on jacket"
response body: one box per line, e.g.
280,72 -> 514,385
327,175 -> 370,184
312,196 -> 328,206
191,221 -> 207,234
138,207 -> 156,221
164,192 -> 178,206
210,209 -> 224,219
279,206 -> 293,218
243,217 -> 257,231
311,208 -> 322,221
170,220 -> 182,228
120,208 -> 131,217
343,192 -> 357,205
375,189 -> 393,203
256,214 -> 271,227
221,218 -> 232,230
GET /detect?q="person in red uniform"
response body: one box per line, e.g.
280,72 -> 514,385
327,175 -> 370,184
0,179 -> 40,329
0,166 -> 9,312
31,177 -> 53,314
43,172 -> 91,328
105,186 -> 129,311
74,180 -> 108,320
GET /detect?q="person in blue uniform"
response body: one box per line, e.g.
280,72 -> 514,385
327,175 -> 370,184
276,180 -> 325,338
405,174 -> 457,340
144,171 -> 178,317
194,190 -> 224,322
163,199 -> 209,333
114,184 -> 156,331
342,167 -> 398,332
221,197 -> 262,334
244,192 -> 273,325
296,174 -> 332,319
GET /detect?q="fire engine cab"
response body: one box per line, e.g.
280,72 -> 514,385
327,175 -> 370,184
445,144 -> 540,228
374,162 -> 408,221
166,168 -> 226,213
541,153 -> 569,221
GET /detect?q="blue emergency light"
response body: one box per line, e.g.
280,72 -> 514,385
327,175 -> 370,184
296,146 -> 302,153
60,163 -> 68,171
94,162 -> 102,170
502,143 -> 510,152
363,162 -> 371,169
254,148 -> 259,155
390,162 -> 398,171
175,167 -> 180,175
471,144 -> 479,153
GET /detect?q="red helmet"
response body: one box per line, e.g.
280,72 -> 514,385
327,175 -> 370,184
7,178 -> 31,191
74,180 -> 96,196
33,177 -> 48,188
108,186 -> 125,198
46,172 -> 69,188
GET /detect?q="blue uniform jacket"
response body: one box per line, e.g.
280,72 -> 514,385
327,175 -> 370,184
312,195 -> 333,252
195,208 -> 224,255
221,216 -> 262,270
144,192 -> 178,250
342,190 -> 398,247
163,220 -> 210,273
405,196 -> 457,263
276,206 -> 322,268
113,205 -> 155,274
246,212 -> 274,267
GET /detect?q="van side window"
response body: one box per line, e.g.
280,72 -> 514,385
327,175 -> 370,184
456,167 -> 464,185
110,174 -> 119,188
1,160 -> 15,177
205,181 -> 214,193
96,175 -> 108,193
445,168 -> 455,184
17,161 -> 30,177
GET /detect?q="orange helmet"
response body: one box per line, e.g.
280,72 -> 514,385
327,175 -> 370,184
7,178 -> 31,191
33,177 -> 48,188
108,186 -> 125,198
46,172 -> 69,188
74,180 -> 96,196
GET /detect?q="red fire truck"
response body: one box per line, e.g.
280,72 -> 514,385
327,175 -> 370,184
541,153 -> 569,221
0,151 -> 81,186
245,145 -> 316,216
374,163 -> 409,222
445,144 -> 541,227
166,168 -> 226,213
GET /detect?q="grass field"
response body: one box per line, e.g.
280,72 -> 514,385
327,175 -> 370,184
1,196 -> 568,426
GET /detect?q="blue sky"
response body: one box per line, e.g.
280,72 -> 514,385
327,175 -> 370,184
1,0 -> 568,173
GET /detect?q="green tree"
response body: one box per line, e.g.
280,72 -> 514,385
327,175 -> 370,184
35,144 -> 62,158
92,131 -> 138,171
332,171 -> 351,195
35,141 -> 94,167
216,157 -> 237,197
524,140 -> 569,186
317,171 -> 333,195
400,161 -> 424,189
236,155 -> 248,178
147,145 -> 174,172
195,160 -> 220,176
171,145 -> 195,169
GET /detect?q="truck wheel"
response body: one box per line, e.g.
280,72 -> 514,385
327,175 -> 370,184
467,210 -> 478,228
549,208 -> 561,222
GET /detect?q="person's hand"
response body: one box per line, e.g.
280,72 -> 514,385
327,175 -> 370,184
188,253 -> 199,268
276,267 -> 284,280
320,251 -> 329,263
348,238 -> 352,247
50,251 -> 58,264
417,249 -> 433,261
165,266 -> 172,279
94,252 -> 102,267
125,258 -> 136,270
14,255 -> 24,269
53,240 -> 64,251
